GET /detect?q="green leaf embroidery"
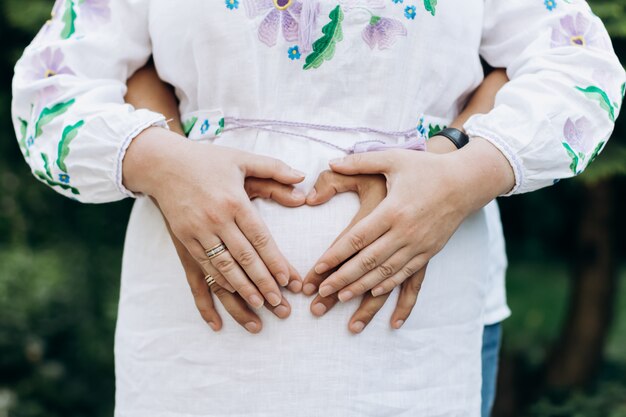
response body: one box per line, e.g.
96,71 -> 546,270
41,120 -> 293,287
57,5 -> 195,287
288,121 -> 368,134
621,82 -> 625,99
18,118 -> 29,157
61,0 -> 77,40
423,0 -> 437,16
562,142 -> 580,174
575,86 -> 615,122
34,170 -> 80,195
41,153 -> 53,180
428,124 -> 445,138
215,117 -> 225,136
182,117 -> 198,137
35,99 -> 76,138
303,5 -> 344,70
587,141 -> 605,166
56,120 -> 85,173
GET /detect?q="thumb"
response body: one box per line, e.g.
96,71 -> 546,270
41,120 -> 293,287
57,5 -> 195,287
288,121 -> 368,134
306,170 -> 359,206
241,154 -> 306,185
244,178 -> 306,207
329,152 -> 392,176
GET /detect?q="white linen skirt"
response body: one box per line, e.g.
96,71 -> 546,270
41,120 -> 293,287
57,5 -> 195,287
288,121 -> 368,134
114,127 -> 489,417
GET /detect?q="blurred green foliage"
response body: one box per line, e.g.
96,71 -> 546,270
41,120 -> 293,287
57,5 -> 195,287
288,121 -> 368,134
0,0 -> 625,416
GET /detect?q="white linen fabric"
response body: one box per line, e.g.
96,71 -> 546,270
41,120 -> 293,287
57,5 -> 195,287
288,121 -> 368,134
11,0 -> 623,415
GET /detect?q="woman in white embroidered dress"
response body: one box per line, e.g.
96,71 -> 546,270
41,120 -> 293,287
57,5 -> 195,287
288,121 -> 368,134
11,0 -> 624,415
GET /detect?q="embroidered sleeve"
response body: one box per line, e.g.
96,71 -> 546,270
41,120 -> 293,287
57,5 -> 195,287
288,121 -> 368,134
463,0 -> 625,195
11,0 -> 166,203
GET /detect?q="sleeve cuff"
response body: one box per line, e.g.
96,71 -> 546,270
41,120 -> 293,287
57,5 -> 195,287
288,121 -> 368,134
115,110 -> 169,199
463,123 -> 524,197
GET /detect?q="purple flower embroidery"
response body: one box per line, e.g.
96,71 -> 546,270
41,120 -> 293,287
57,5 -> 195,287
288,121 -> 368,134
298,0 -> 320,53
551,12 -> 609,49
362,16 -> 406,50
28,48 -> 75,81
563,116 -> 593,154
243,0 -> 302,47
78,0 -> 111,24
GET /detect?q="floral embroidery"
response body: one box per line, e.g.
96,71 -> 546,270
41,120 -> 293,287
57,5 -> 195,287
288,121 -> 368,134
404,5 -> 416,19
551,13 -> 608,49
28,48 -> 74,81
216,118 -> 226,136
243,0 -> 420,69
576,85 -> 616,122
362,16 -> 406,50
226,0 -> 240,9
288,45 -> 301,59
200,119 -> 210,134
47,0 -> 111,40
561,116 -> 601,174
17,118 -> 30,157
299,0 -> 320,53
182,117 -> 198,137
60,0 -> 77,39
79,0 -> 111,24
33,120 -> 84,195
244,0 -> 302,47
544,0 -> 556,11
423,0 -> 437,16
303,5 -> 344,70
34,99 -> 76,138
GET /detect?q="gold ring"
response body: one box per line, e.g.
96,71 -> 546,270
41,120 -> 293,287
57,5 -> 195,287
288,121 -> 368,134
205,275 -> 217,287
205,242 -> 227,259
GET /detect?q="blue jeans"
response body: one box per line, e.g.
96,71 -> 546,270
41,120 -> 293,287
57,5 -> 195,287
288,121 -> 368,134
481,323 -> 502,417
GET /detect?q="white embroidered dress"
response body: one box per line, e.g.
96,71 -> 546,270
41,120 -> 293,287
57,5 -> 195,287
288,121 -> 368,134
12,0 -> 624,415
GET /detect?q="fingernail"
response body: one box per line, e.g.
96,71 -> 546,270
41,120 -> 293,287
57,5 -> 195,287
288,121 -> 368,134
292,169 -> 306,177
351,321 -> 365,333
274,305 -> 289,318
267,292 -> 282,307
249,294 -> 264,308
319,285 -> 333,298
245,321 -> 260,333
315,263 -> 329,274
276,273 -> 289,286
311,303 -> 327,316
291,188 -> 305,199
288,280 -> 303,293
338,290 -> 354,303
371,287 -> 384,297
303,283 -> 317,295
306,188 -> 317,200
208,321 -> 220,332
329,158 -> 343,166
394,320 -> 405,329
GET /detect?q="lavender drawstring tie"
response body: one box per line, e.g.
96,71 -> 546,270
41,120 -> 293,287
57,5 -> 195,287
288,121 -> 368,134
220,117 -> 427,154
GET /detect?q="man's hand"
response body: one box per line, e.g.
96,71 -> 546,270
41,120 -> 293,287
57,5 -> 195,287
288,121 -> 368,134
303,170 -> 426,333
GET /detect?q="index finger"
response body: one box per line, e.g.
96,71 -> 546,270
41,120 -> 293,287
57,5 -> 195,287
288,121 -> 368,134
235,205 -> 297,287
312,204 -> 392,275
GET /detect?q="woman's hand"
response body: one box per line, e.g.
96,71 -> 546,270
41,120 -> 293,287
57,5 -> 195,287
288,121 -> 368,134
152,176 -> 305,333
311,138 -> 514,303
123,127 -> 305,309
302,170 -> 426,332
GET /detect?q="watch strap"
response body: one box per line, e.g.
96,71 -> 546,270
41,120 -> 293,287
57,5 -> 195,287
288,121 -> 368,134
433,128 -> 469,149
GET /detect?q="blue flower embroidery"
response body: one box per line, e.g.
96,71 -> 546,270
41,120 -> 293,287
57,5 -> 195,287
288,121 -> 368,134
225,0 -> 239,9
404,5 -> 416,19
200,120 -> 210,134
392,0 -> 404,3
26,136 -> 34,147
59,173 -> 70,184
288,46 -> 301,60
544,0 -> 556,11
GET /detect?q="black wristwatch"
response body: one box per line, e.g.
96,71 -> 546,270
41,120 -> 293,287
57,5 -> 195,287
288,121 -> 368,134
433,128 -> 470,150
